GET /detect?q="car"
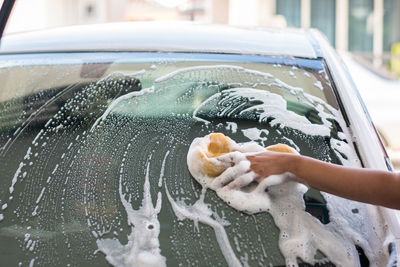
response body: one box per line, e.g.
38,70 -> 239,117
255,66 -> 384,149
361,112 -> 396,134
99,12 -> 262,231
0,22 -> 399,267
339,52 -> 400,170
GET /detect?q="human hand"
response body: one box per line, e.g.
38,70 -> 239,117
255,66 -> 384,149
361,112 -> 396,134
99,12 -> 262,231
246,151 -> 297,180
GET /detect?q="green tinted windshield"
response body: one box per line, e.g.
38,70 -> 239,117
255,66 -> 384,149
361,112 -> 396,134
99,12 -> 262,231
0,53 -> 389,266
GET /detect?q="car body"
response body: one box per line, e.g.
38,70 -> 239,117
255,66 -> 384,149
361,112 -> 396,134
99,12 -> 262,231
339,52 -> 400,169
0,22 -> 399,266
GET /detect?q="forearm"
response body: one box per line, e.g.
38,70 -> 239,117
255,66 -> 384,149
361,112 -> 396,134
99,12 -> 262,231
289,155 -> 400,209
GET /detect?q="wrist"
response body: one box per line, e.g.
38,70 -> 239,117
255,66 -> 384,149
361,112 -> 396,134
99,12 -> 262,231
286,154 -> 301,175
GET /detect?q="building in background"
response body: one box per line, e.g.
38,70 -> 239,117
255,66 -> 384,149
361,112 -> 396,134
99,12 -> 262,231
4,0 -> 400,75
274,0 -> 400,72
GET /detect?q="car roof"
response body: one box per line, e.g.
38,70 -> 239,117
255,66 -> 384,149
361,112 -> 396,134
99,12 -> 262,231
0,22 -> 318,58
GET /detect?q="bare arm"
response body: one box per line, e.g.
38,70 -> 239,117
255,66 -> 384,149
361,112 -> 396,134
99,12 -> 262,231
246,152 -> 400,210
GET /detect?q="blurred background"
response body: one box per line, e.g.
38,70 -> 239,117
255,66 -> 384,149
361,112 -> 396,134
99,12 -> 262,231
4,0 -> 400,77
2,0 -> 400,169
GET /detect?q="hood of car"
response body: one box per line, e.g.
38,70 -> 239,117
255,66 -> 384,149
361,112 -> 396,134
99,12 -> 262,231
0,22 -> 318,58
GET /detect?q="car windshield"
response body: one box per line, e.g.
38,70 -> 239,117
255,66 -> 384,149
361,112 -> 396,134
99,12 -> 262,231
0,52 -> 391,266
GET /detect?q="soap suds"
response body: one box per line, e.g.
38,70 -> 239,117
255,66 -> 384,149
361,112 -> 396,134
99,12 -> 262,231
241,128 -> 269,146
226,122 -> 238,133
186,133 -> 374,266
9,161 -> 24,194
0,62 -> 389,267
166,187 -> 242,267
90,85 -> 154,131
314,81 -> 324,91
155,65 -> 273,83
96,162 -> 166,267
193,88 -> 332,137
158,151 -> 170,188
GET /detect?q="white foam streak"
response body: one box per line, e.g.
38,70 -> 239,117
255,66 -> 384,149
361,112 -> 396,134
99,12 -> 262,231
166,186 -> 242,267
155,65 -> 273,83
242,128 -> 269,145
226,122 -> 238,133
35,187 -> 46,204
96,162 -> 166,267
194,88 -> 332,137
158,151 -> 170,188
32,129 -> 44,145
9,162 -> 24,194
90,86 -> 154,132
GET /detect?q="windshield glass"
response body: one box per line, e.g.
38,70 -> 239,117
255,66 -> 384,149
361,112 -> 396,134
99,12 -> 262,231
0,52 -> 391,266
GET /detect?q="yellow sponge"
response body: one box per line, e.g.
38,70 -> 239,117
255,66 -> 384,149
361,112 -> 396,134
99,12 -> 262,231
266,143 -> 298,154
200,133 -> 234,177
198,133 -> 297,178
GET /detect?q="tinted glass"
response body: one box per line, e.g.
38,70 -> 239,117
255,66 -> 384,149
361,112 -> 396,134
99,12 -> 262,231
0,53 -> 390,266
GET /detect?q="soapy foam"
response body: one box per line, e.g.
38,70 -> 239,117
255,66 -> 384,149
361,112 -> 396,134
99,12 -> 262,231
155,65 -> 273,83
90,85 -> 154,131
96,161 -> 166,267
226,122 -> 238,133
186,64 -> 380,265
166,187 -> 242,267
187,133 -> 369,266
193,88 -> 332,137
241,128 -> 269,146
193,83 -> 359,167
0,62 -> 388,266
187,135 -> 357,265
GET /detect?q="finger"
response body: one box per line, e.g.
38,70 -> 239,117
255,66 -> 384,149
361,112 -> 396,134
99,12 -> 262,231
246,151 -> 269,161
246,155 -> 254,162
216,151 -> 245,164
246,152 -> 261,159
207,157 -> 231,169
215,153 -> 234,163
225,171 -> 256,190
211,160 -> 250,188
